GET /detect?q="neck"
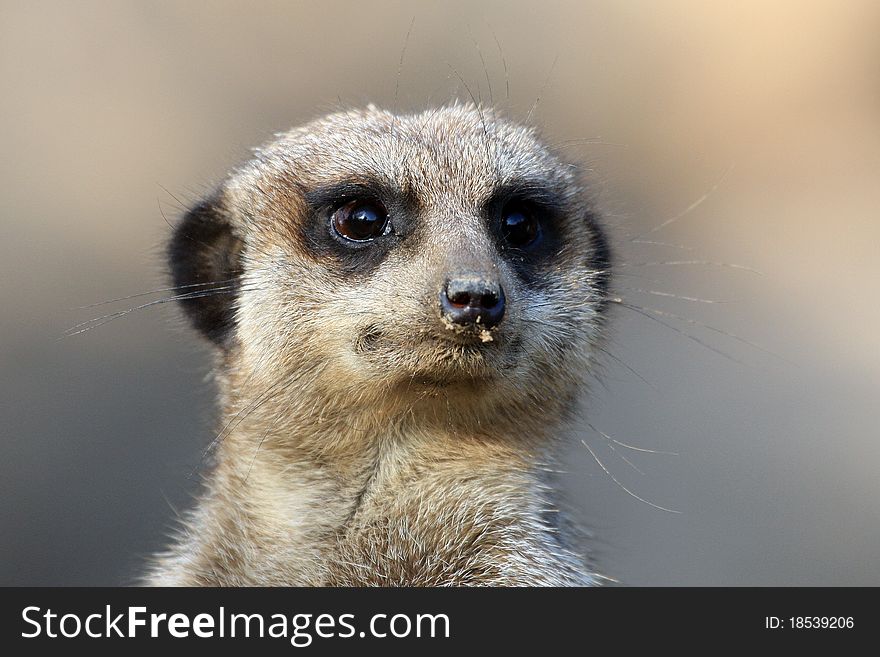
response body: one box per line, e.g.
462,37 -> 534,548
154,370 -> 594,586
218,407 -> 555,522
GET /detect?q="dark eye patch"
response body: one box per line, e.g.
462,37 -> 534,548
298,180 -> 419,278
485,181 -> 566,287
484,180 -> 610,298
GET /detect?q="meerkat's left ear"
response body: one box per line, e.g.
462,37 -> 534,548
167,192 -> 244,348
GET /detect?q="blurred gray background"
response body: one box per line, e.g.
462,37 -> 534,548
2,0 -> 878,585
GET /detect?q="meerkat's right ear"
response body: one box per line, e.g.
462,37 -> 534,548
168,193 -> 244,348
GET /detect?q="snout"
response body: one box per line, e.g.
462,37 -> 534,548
439,275 -> 506,330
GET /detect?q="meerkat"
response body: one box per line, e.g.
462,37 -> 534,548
145,103 -> 611,586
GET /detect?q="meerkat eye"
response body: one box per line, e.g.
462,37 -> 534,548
500,202 -> 541,248
331,199 -> 390,242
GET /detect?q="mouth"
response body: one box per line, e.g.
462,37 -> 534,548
409,341 -> 499,384
353,324 -> 518,385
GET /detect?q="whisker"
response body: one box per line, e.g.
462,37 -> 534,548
190,370 -> 304,479
243,407 -> 284,484
75,278 -> 239,309
64,283 -> 270,337
612,299 -> 745,364
489,26 -> 509,102
467,26 -> 493,108
580,439 -> 680,514
157,183 -> 189,213
605,442 -> 644,475
630,163 -> 735,241
444,62 -> 495,174
549,137 -> 626,149
586,421 -> 678,456
595,345 -> 656,389
525,53 -> 558,124
583,423 -> 646,475
620,260 -> 763,275
622,302 -> 790,364
64,287 -> 241,337
390,15 -> 416,140
630,239 -> 694,251
619,287 -> 728,304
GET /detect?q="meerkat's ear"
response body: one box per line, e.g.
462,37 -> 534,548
168,193 -> 244,348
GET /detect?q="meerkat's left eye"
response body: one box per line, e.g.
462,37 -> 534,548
500,202 -> 541,248
332,199 -> 390,242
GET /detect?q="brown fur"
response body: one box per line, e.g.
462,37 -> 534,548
146,104 -> 610,586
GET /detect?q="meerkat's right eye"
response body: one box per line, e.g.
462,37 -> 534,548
331,199 -> 390,242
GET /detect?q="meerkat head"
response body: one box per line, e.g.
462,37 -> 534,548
169,104 -> 610,437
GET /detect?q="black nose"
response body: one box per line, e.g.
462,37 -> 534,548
440,276 -> 506,330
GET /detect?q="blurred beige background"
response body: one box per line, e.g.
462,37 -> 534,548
1,0 -> 878,585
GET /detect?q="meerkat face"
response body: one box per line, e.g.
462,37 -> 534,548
170,104 -> 610,428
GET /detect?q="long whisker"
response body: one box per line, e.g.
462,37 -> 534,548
630,239 -> 694,251
468,26 -> 493,108
390,15 -> 416,141
580,439 -> 680,514
605,441 -> 645,475
620,260 -> 763,275
612,299 -> 744,364
489,26 -> 510,103
630,163 -> 735,241
619,287 -> 728,304
525,53 -> 558,124
444,62 -> 494,172
74,278 -> 239,309
595,344 -> 656,389
586,421 -> 678,456
64,287 -> 241,337
190,370 -> 303,479
622,302 -> 790,364
548,137 -> 626,149
243,407 -> 284,484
